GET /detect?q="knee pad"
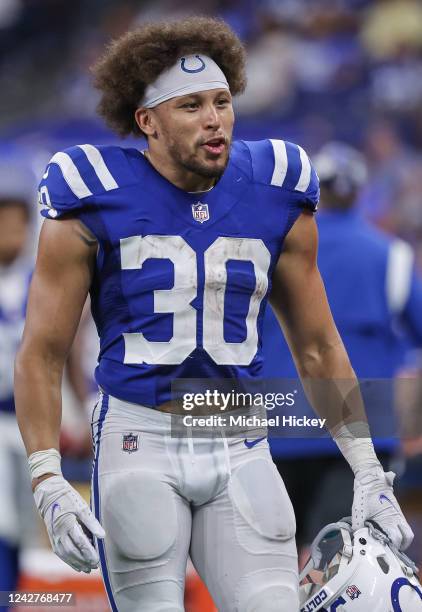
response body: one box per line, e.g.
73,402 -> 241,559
236,568 -> 299,612
244,584 -> 299,612
101,471 -> 177,562
114,579 -> 185,612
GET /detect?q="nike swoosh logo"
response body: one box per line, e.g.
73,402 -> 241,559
379,494 -> 397,511
244,436 -> 266,449
51,502 -> 60,536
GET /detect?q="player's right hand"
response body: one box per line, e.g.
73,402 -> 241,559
33,475 -> 105,573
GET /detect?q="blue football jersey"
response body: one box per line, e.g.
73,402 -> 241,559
38,140 -> 319,407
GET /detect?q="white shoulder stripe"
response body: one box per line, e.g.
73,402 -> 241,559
78,144 -> 118,191
269,139 -> 288,187
49,152 -> 92,199
295,145 -> 312,192
386,239 -> 414,314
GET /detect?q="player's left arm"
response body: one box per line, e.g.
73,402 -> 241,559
270,211 -> 355,392
270,212 -> 369,437
270,211 -> 414,550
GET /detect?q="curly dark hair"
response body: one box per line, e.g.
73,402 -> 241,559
91,16 -> 247,138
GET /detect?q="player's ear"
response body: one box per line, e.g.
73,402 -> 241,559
135,108 -> 158,139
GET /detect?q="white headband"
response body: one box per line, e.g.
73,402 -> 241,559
141,54 -> 229,108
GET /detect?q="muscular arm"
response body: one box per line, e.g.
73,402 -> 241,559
270,213 -> 415,549
270,212 -> 367,432
14,218 -> 97,471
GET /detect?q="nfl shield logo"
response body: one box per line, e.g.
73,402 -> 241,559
346,585 -> 361,600
192,202 -> 209,223
122,432 -> 138,453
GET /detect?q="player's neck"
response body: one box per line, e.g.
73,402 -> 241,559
143,149 -> 216,193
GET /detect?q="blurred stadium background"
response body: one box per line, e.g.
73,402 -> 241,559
1,0 -> 422,610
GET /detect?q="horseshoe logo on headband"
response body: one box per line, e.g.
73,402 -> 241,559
180,55 -> 206,73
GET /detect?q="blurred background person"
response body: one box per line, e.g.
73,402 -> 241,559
0,161 -> 39,598
0,156 -> 97,609
263,141 -> 422,565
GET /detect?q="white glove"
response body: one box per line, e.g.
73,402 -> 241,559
352,466 -> 414,551
34,475 -> 105,573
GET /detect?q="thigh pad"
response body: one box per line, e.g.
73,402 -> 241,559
102,472 -> 177,561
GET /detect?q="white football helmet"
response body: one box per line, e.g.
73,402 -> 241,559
299,518 -> 422,612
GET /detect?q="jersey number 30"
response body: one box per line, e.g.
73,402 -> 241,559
120,235 -> 271,365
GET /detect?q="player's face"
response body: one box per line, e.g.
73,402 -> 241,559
0,203 -> 29,265
152,88 -> 234,180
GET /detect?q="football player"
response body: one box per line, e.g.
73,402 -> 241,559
15,17 -> 413,611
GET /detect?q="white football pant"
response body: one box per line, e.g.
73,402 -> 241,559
91,393 -> 299,611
